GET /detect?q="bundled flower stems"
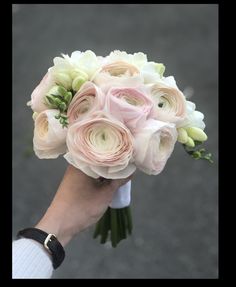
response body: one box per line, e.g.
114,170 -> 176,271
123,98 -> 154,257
28,50 -> 213,247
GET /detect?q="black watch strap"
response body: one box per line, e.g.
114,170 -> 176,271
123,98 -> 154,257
17,227 -> 65,269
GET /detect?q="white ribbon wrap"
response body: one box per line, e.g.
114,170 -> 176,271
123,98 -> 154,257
109,180 -> 131,209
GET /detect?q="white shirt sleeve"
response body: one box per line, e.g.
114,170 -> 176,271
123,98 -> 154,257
12,238 -> 54,279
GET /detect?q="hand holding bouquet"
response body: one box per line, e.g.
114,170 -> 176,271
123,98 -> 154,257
28,50 -> 212,247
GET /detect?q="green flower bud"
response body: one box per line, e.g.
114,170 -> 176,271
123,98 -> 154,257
72,75 -> 87,91
186,127 -> 207,142
32,112 -> 38,120
45,95 -> 57,108
47,86 -> 61,97
192,151 -> 201,159
177,128 -> 188,144
70,68 -> 88,80
59,102 -> 67,112
155,63 -> 165,77
53,97 -> 63,107
54,72 -> 72,90
64,91 -> 72,105
185,137 -> 195,147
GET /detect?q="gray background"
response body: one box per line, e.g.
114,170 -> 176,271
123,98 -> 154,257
13,4 -> 218,279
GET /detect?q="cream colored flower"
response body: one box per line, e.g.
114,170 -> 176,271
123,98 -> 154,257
33,109 -> 67,159
28,72 -> 55,113
92,60 -> 142,90
134,119 -> 177,175
67,82 -> 105,124
92,50 -> 165,89
65,112 -> 136,179
149,81 -> 186,124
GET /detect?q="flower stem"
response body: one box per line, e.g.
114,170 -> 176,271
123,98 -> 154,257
93,206 -> 132,247
110,208 -> 118,247
100,208 -> 110,244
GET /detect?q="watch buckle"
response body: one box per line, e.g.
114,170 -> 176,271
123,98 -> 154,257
44,233 -> 56,251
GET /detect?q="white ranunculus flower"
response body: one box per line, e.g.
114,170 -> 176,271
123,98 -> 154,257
33,109 -> 67,159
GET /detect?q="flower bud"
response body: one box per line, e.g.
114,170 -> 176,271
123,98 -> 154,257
54,72 -> 72,90
155,63 -> 165,77
64,91 -> 72,105
72,75 -> 87,91
47,85 -> 62,97
32,112 -> 38,120
177,128 -> 188,144
192,150 -> 201,159
186,127 -> 207,142
45,95 -> 57,108
185,137 -> 195,147
70,69 -> 88,80
59,102 -> 67,112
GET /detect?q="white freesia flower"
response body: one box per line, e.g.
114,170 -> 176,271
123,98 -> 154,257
49,50 -> 101,90
177,101 -> 207,146
69,50 -> 101,78
179,101 -> 206,130
156,75 -> 179,89
33,109 -> 67,159
140,62 -> 165,83
105,50 -> 148,69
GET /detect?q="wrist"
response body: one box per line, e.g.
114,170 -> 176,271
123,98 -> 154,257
35,205 -> 74,247
17,227 -> 65,269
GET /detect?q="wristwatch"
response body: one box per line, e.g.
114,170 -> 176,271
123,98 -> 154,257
17,227 -> 65,269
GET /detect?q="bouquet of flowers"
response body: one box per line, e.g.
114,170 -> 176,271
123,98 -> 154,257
27,50 -> 212,247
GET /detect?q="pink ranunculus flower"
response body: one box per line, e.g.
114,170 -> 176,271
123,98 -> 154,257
67,82 -> 105,124
134,119 -> 177,175
149,82 -> 186,124
33,109 -> 68,159
28,72 -> 55,113
92,61 -> 143,93
105,86 -> 155,131
64,112 -> 136,179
